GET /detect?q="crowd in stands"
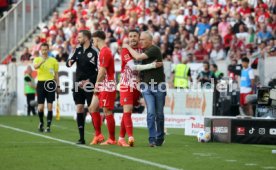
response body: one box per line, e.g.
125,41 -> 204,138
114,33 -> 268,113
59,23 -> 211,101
14,0 -> 276,83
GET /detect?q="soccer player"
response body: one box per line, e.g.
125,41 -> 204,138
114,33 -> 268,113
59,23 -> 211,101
123,31 -> 166,147
89,30 -> 117,145
33,43 -> 60,133
118,29 -> 163,147
66,30 -> 98,145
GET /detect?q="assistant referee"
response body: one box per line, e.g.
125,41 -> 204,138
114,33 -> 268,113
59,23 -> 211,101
33,43 -> 60,133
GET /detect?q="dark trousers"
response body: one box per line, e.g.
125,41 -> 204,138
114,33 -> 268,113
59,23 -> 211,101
26,93 -> 36,116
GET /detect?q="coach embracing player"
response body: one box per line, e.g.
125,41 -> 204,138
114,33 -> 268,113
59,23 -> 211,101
66,30 -> 98,145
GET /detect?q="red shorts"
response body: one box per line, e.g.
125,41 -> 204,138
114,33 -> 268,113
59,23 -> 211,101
98,91 -> 116,110
120,86 -> 141,106
240,91 -> 253,106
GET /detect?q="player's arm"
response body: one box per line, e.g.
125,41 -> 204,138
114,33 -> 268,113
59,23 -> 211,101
96,67 -> 106,83
66,48 -> 78,67
127,60 -> 163,71
249,69 -> 255,90
94,66 -> 107,92
122,44 -> 148,61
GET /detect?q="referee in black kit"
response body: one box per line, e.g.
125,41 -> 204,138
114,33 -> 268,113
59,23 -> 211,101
66,30 -> 98,144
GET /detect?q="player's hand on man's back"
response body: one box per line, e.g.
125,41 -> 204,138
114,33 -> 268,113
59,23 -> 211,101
155,62 -> 163,68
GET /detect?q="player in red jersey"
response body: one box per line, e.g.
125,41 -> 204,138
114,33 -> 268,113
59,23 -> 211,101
89,30 -> 117,145
118,29 -> 163,147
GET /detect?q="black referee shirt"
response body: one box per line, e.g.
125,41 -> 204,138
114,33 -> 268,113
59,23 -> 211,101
66,44 -> 98,84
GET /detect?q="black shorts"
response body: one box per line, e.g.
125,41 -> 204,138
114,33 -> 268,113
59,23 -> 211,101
37,81 -> 56,104
72,86 -> 93,106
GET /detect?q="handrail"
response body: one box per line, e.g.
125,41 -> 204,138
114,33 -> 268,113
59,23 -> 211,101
0,0 -> 23,23
0,0 -> 62,63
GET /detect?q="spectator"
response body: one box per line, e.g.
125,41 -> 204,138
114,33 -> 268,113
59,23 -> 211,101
268,47 -> 276,57
171,43 -> 182,64
55,46 -> 69,62
20,47 -> 32,62
194,16 -> 211,38
210,43 -> 226,62
257,24 -> 273,42
218,14 -> 231,39
233,14 -> 246,34
247,28 -> 257,45
256,3 -> 270,23
31,36 -> 42,55
209,26 -> 222,45
30,50 -> 40,61
236,24 -> 249,44
78,18 -> 90,31
239,1 -> 252,18
194,41 -> 209,62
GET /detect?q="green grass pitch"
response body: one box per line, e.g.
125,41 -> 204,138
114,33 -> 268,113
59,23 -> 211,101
0,116 -> 275,170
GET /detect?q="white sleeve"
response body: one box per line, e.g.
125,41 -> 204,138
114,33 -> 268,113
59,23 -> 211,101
249,69 -> 254,79
126,60 -> 156,71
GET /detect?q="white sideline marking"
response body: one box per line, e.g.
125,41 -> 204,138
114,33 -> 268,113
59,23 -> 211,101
0,124 -> 181,170
225,160 -> 237,162
252,145 -> 276,149
192,153 -> 214,157
245,163 -> 257,166
262,167 -> 276,169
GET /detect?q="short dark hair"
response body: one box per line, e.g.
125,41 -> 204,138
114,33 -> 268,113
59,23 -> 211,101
79,30 -> 92,40
92,30 -> 106,40
41,43 -> 49,49
241,57 -> 250,63
212,64 -> 218,69
128,29 -> 140,35
203,61 -> 209,66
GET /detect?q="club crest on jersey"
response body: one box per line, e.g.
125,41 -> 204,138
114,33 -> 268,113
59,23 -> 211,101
87,52 -> 93,58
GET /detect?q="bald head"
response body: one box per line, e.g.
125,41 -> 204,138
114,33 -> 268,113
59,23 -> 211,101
140,31 -> 153,49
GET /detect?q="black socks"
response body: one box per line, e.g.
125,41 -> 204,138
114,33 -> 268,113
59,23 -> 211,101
77,113 -> 85,141
47,111 -> 53,128
38,111 -> 44,125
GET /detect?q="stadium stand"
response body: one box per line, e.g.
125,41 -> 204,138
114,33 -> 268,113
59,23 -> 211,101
11,0 -> 275,72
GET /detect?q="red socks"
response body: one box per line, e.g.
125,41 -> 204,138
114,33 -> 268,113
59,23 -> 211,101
124,112 -> 133,137
119,114 -> 126,138
91,112 -> 101,136
92,112 -> 131,140
105,114 -> 115,141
